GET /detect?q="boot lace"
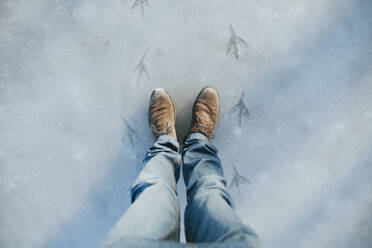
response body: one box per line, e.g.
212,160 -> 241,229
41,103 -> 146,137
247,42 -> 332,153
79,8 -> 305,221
194,116 -> 215,139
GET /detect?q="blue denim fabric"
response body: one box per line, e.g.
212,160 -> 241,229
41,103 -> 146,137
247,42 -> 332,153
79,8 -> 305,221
101,134 -> 261,248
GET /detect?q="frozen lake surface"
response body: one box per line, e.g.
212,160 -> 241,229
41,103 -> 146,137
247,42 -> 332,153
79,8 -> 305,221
1,0 -> 372,247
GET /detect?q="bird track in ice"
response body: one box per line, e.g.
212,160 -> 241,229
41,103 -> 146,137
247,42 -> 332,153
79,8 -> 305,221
226,24 -> 248,59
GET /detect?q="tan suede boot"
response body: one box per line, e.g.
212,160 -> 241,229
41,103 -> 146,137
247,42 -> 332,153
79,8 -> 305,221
148,88 -> 177,140
189,87 -> 220,140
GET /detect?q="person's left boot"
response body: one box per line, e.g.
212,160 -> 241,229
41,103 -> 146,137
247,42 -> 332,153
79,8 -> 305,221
188,86 -> 220,140
148,88 -> 177,141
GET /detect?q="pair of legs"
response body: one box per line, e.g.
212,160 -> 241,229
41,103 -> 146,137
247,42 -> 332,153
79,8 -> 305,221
101,88 -> 261,247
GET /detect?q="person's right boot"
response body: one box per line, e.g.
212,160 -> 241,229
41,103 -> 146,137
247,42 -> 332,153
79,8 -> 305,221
148,88 -> 177,141
188,87 -> 220,140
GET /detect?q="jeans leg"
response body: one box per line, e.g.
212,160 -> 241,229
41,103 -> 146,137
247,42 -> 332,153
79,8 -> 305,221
101,135 -> 181,248
182,133 -> 261,247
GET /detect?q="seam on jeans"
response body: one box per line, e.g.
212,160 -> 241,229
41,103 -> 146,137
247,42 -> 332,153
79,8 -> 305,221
186,175 -> 229,203
186,174 -> 226,191
131,177 -> 178,202
217,227 -> 261,246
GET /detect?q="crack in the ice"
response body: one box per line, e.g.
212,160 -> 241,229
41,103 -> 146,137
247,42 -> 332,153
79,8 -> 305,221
134,51 -> 150,84
122,117 -> 140,147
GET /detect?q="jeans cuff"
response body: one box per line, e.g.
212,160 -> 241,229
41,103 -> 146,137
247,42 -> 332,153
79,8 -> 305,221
184,132 -> 208,143
155,134 -> 179,145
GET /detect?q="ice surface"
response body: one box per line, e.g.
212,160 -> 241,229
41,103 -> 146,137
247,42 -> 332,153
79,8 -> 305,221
1,0 -> 372,247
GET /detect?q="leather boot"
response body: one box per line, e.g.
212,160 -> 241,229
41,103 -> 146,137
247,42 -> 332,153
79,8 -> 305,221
148,88 -> 177,140
189,87 -> 220,140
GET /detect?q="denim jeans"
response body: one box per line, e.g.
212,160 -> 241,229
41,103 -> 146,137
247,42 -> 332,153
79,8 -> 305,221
101,133 -> 261,248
